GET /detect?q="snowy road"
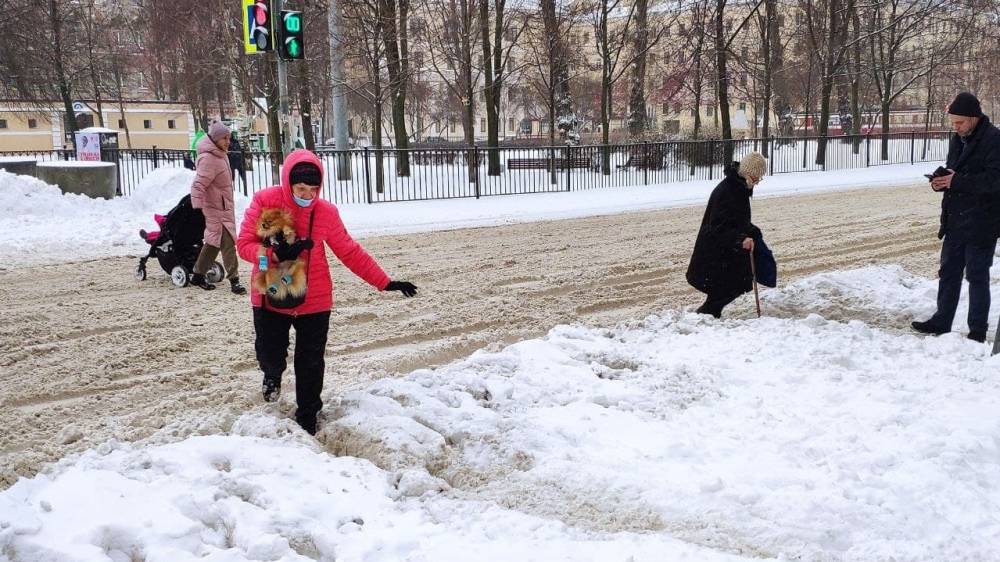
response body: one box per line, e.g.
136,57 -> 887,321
0,183 -> 944,489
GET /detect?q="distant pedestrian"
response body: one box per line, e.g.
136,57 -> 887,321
189,121 -> 247,294
229,132 -> 248,196
912,92 -> 1000,343
687,152 -> 767,318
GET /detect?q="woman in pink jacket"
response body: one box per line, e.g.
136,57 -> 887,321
237,149 -> 417,434
190,121 -> 247,294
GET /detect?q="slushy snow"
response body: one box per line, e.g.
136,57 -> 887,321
2,266 -> 997,561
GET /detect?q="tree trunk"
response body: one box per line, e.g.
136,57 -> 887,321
380,0 -> 410,176
298,64 -> 315,151
49,0 -> 78,140
599,0 -> 611,174
85,3 -> 105,127
627,0 -> 650,138
480,0 -> 501,175
266,54 -> 282,184
715,0 -> 733,162
760,0 -> 774,156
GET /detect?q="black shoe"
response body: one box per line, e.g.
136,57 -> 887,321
296,413 -> 317,435
190,273 -> 216,290
230,278 -> 247,295
968,330 -> 986,343
139,229 -> 148,241
911,320 -> 948,336
262,378 -> 281,402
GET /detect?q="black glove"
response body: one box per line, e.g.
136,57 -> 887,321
272,238 -> 314,262
385,280 -> 418,297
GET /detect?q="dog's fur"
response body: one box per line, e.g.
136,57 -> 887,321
253,208 -> 307,301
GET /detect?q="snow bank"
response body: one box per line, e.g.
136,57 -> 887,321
0,169 -> 250,269
2,266 -> 998,561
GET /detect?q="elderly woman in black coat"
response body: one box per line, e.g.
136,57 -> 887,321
686,152 -> 767,318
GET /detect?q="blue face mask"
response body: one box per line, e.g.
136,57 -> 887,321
293,195 -> 314,208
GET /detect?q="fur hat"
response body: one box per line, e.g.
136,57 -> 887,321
289,162 -> 322,187
948,92 -> 983,118
208,121 -> 231,142
739,152 -> 767,180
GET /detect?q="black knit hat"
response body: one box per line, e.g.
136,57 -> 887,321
289,162 -> 322,187
948,92 -> 983,118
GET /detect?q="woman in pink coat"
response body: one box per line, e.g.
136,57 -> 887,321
237,149 -> 417,434
190,121 -> 246,294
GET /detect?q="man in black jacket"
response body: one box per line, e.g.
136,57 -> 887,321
228,133 -> 248,196
912,92 -> 1000,343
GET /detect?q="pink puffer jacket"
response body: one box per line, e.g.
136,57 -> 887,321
236,149 -> 391,315
190,135 -> 236,247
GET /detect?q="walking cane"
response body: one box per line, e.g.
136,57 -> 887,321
749,248 -> 762,318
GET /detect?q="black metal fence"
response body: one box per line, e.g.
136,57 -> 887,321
1,131 -> 951,203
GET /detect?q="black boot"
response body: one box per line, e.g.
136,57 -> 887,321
190,273 -> 216,290
230,278 -> 247,295
911,319 -> 948,336
262,377 -> 281,402
968,330 -> 986,343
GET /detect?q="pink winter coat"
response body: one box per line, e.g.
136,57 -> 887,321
190,135 -> 236,247
236,149 -> 391,315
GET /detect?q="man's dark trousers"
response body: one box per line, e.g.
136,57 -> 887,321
253,307 -> 331,427
930,235 -> 997,333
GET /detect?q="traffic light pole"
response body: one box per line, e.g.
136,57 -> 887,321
274,0 -> 293,156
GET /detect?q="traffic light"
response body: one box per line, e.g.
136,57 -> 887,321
279,10 -> 304,60
243,0 -> 273,54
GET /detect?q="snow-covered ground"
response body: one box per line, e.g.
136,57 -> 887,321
0,161 -> 938,269
1,266 -> 998,562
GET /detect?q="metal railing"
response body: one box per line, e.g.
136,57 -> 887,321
0,131 -> 951,203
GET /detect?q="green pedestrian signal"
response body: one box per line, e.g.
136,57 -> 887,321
279,11 -> 304,60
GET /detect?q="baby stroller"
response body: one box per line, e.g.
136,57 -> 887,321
134,194 -> 225,287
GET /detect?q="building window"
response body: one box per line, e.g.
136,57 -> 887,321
143,119 -> 152,129
663,119 -> 680,134
28,118 -> 37,129
168,119 -> 176,129
707,106 -> 715,117
450,120 -> 456,133
0,119 -> 6,129
508,117 -> 515,131
738,102 -> 747,110
662,102 -> 669,114
480,118 -> 486,131
118,119 -> 126,128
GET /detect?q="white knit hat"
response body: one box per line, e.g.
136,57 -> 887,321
739,152 -> 767,180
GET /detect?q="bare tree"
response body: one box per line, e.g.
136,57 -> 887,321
866,0 -> 965,160
379,0 -> 412,176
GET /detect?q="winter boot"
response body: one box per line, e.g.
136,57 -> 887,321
190,273 -> 216,290
230,278 -> 247,295
911,319 -> 949,336
968,330 -> 986,343
262,377 -> 281,402
296,412 -> 318,435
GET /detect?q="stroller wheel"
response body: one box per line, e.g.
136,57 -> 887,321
206,262 -> 225,284
170,265 -> 189,288
134,264 -> 147,281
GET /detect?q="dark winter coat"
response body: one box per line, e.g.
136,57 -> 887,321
687,164 -> 761,296
228,137 -> 245,171
939,115 -> 1000,244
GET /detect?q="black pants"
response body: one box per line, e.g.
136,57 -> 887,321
930,236 -> 997,334
696,289 -> 743,319
253,307 -> 331,427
